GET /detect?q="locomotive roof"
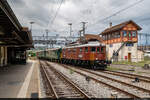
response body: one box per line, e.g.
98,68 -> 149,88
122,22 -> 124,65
46,48 -> 60,51
63,41 -> 105,49
37,42 -> 105,52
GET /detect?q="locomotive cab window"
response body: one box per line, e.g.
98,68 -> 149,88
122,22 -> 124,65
85,47 -> 88,52
97,47 -> 100,53
101,47 -> 104,53
91,47 -> 96,52
80,48 -> 82,52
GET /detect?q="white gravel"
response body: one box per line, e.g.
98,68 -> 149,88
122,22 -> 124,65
67,66 -> 150,98
39,66 -> 48,98
110,64 -> 150,77
94,70 -> 150,90
48,62 -> 129,98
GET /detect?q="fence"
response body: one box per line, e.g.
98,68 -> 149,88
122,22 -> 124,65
138,33 -> 150,50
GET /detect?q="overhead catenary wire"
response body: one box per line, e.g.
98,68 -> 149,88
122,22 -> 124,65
46,0 -> 58,27
47,0 -> 60,27
87,0 -> 144,29
47,0 -> 64,30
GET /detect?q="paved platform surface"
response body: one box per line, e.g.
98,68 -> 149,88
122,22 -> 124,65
0,60 -> 39,98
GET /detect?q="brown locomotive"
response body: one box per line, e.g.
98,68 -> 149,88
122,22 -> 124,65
37,41 -> 111,70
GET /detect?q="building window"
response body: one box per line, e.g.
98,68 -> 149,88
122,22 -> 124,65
123,31 -> 127,37
109,44 -> 113,47
114,32 -> 117,38
129,31 -> 132,38
85,47 -> 88,52
110,33 -> 113,39
132,31 -> 136,37
106,35 -> 108,40
126,43 -> 134,46
103,35 -> 106,40
108,34 -> 111,40
117,32 -> 120,38
104,35 -> 106,40
91,47 -> 96,52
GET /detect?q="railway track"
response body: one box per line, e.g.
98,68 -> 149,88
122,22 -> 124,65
77,68 -> 150,97
39,61 -> 90,98
51,62 -> 150,98
105,70 -> 150,82
49,63 -> 140,98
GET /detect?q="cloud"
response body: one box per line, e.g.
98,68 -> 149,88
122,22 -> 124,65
7,0 -> 150,36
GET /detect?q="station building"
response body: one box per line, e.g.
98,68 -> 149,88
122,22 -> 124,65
0,0 -> 33,67
100,20 -> 144,62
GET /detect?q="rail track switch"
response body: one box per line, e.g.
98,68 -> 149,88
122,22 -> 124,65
111,92 -> 118,98
69,69 -> 74,74
85,76 -> 90,83
135,77 -> 140,82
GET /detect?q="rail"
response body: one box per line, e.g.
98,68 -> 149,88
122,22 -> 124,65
57,63 -> 141,98
40,60 -> 90,98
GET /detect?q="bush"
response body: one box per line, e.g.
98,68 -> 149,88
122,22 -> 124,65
144,56 -> 150,61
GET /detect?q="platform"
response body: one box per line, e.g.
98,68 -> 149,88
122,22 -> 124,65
0,60 -> 39,98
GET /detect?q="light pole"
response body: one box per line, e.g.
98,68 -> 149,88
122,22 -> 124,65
45,29 -> 49,49
68,23 -> 72,37
81,22 -> 88,36
30,21 -> 35,32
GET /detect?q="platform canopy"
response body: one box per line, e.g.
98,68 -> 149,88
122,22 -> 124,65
0,0 -> 33,49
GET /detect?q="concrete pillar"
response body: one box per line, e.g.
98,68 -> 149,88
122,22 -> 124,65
0,47 -> 4,67
4,47 -> 7,66
0,47 -> 1,67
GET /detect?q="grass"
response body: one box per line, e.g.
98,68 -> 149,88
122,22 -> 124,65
112,56 -> 150,67
106,66 -> 123,71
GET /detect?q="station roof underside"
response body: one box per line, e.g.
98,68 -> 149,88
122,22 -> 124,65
0,0 -> 33,49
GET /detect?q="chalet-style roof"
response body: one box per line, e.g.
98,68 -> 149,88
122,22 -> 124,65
101,20 -> 142,35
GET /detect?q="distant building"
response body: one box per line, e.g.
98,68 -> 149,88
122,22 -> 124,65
100,20 -> 144,62
77,34 -> 103,44
144,50 -> 150,57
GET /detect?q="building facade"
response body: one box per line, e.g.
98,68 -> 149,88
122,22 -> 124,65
101,20 -> 144,62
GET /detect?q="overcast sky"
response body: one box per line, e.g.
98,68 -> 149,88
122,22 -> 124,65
7,0 -> 150,37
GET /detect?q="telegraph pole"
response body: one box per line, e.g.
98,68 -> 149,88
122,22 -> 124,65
81,22 -> 88,36
29,21 -> 35,35
68,23 -> 72,37
45,29 -> 49,49
79,30 -> 82,42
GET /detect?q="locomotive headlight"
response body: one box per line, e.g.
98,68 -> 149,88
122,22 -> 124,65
78,54 -> 82,58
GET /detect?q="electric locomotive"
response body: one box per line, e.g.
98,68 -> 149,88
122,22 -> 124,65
37,41 -> 111,70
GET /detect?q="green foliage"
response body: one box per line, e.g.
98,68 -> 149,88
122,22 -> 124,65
28,51 -> 36,57
106,66 -> 122,71
144,56 -> 150,61
112,58 -> 150,67
69,69 -> 74,74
